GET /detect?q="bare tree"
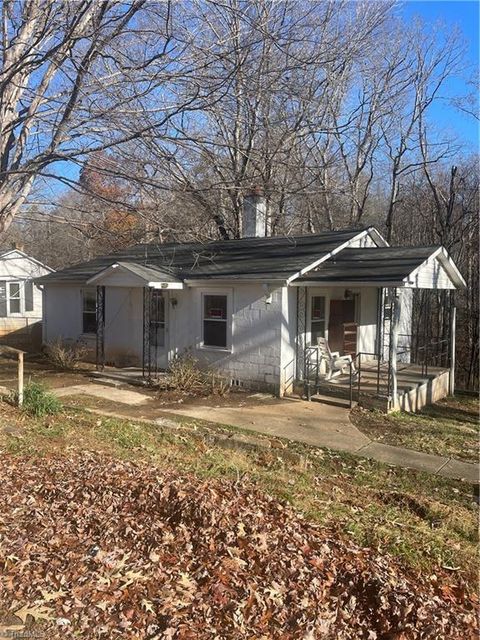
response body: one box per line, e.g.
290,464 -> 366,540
380,20 -> 465,241
114,0 -> 395,239
0,0 -> 220,234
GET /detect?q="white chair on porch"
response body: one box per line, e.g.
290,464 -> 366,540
316,337 -> 356,381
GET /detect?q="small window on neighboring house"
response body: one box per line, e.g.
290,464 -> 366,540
310,296 -> 325,345
8,282 -> 21,314
25,281 -> 34,312
82,289 -> 97,334
149,291 -> 165,347
203,294 -> 228,348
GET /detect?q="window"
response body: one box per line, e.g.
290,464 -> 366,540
82,289 -> 97,334
25,281 -> 34,312
310,296 -> 325,345
8,282 -> 21,314
149,291 -> 165,348
203,294 -> 228,348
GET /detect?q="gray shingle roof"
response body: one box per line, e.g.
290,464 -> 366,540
36,228 -> 366,284
88,262 -> 179,284
295,246 -> 440,284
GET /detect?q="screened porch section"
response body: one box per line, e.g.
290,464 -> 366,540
300,288 -> 455,412
294,245 -> 465,413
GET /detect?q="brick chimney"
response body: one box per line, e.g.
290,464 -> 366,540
242,186 -> 266,238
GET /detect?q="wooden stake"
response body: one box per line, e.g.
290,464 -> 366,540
17,351 -> 24,407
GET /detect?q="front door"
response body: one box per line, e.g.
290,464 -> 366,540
328,299 -> 356,355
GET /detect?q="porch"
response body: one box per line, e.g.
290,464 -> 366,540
293,254 -> 461,413
305,358 -> 450,413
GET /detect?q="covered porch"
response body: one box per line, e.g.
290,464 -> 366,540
293,246 -> 465,412
89,261 -> 183,381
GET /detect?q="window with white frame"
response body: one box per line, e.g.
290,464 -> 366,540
8,282 -> 21,314
0,280 -> 35,316
203,294 -> 228,348
82,289 -> 97,334
310,295 -> 326,345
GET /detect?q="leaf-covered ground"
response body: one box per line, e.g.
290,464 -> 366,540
0,451 -> 478,639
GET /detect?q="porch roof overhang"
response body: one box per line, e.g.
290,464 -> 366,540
86,262 -> 184,289
293,246 -> 466,290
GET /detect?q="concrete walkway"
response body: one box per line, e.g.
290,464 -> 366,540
52,384 -> 478,483
166,397 -> 479,483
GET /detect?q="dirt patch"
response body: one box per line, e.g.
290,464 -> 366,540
155,387 -> 277,409
378,491 -> 435,522
0,354 -> 94,390
62,387 -> 277,421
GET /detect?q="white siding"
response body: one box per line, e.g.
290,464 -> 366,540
357,287 -> 378,356
43,285 -> 84,343
349,234 -> 378,248
43,282 -> 285,391
0,251 -> 50,320
175,284 -> 284,392
42,281 -> 384,392
405,257 -> 455,289
0,251 -> 51,348
104,287 -> 144,367
43,285 -> 145,366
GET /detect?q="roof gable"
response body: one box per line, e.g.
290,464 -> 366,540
0,249 -> 53,278
86,262 -> 183,288
295,246 -> 466,289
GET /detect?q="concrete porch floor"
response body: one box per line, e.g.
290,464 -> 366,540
315,361 -> 448,396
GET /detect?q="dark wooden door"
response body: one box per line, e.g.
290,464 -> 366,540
328,299 -> 356,355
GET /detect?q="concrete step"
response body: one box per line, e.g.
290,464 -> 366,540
89,370 -> 150,387
310,393 -> 356,409
315,384 -> 351,400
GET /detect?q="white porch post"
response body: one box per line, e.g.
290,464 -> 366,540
296,286 -> 307,381
390,289 -> 401,410
449,304 -> 456,395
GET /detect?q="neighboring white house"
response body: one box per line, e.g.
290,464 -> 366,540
0,245 -> 53,349
36,193 -> 466,412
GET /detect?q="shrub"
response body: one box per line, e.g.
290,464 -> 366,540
22,382 -> 62,417
45,338 -> 87,370
162,353 -> 230,396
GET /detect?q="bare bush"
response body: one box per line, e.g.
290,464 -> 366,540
162,353 -> 230,397
45,338 -> 88,370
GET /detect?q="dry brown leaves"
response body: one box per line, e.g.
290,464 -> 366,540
0,451 -> 477,639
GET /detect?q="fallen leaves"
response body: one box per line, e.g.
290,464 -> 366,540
0,451 -> 477,639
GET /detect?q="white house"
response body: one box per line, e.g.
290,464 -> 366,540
37,193 -> 466,412
0,245 -> 53,350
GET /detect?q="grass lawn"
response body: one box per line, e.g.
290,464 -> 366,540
1,399 -> 477,587
351,393 -> 479,462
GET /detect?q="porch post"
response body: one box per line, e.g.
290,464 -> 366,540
296,286 -> 307,382
390,289 -> 400,410
449,300 -> 456,396
96,285 -> 105,371
142,286 -> 152,380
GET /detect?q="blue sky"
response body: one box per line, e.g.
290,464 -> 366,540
400,0 -> 479,148
46,1 -> 479,198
